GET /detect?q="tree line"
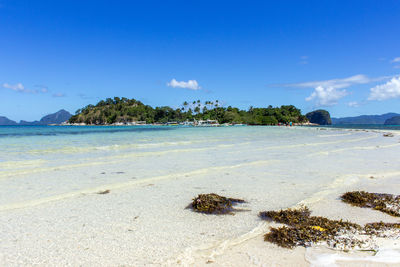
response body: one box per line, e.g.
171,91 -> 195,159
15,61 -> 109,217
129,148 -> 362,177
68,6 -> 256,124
68,97 -> 308,125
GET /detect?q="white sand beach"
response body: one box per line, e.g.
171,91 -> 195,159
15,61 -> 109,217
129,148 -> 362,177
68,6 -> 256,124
0,126 -> 399,266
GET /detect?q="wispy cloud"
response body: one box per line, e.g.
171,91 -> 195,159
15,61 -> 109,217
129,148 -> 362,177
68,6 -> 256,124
52,93 -> 66,97
347,101 -> 360,107
34,84 -> 49,93
299,56 -> 308,65
78,93 -> 93,100
285,74 -> 386,89
167,79 -> 201,90
392,57 -> 400,63
2,82 -> 50,94
368,76 -> 400,101
2,82 -> 66,97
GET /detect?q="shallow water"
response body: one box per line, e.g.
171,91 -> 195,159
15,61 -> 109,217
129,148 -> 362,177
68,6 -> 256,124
0,126 -> 399,265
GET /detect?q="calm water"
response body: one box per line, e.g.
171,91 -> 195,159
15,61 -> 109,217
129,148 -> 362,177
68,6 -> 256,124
323,124 -> 400,130
1,123 -> 398,138
0,124 -> 397,163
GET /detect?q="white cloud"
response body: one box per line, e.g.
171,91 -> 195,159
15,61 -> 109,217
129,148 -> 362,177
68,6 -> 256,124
281,74 -> 391,107
167,79 -> 201,90
305,86 -> 348,106
347,101 -> 360,107
3,82 -> 50,94
368,76 -> 400,101
2,82 -> 29,93
392,57 -> 400,63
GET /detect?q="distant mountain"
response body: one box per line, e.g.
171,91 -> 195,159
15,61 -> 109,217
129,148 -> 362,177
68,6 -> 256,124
384,116 -> 400,125
306,110 -> 332,125
39,109 -> 72,124
332,113 -> 400,125
18,120 -> 41,126
0,110 -> 72,125
0,116 -> 18,125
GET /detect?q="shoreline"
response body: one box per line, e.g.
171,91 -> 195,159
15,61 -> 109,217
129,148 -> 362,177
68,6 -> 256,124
61,121 -> 319,127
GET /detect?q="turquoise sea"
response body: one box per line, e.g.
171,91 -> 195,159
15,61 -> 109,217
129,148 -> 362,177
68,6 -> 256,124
0,124 -> 398,163
319,124 -> 400,130
1,123 -> 399,139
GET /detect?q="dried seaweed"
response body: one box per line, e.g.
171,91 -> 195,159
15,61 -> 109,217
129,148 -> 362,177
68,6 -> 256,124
260,207 -> 361,249
191,193 -> 245,214
364,221 -> 400,236
341,191 -> 400,217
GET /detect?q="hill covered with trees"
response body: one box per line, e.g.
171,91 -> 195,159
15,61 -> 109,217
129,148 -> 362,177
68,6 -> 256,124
384,116 -> 400,125
68,97 -> 308,125
306,110 -> 332,125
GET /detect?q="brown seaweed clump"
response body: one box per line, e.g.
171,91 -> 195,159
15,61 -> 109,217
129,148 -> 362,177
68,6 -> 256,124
383,133 -> 394,137
260,207 -> 362,249
364,222 -> 400,237
191,193 -> 245,214
341,191 -> 400,217
97,189 -> 110,194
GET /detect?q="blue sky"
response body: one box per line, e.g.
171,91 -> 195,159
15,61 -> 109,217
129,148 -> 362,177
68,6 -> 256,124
1,0 -> 400,121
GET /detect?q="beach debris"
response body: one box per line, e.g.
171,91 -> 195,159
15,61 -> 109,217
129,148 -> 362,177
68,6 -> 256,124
97,189 -> 110,194
191,193 -> 245,214
364,222 -> 400,237
383,133 -> 394,137
260,206 -> 400,250
260,207 -> 362,249
341,191 -> 400,217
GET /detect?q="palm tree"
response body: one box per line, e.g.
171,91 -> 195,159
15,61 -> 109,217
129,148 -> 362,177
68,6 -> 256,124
182,101 -> 188,112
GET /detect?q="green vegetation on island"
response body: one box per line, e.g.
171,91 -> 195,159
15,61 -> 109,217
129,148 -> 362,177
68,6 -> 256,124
68,97 -> 309,125
306,109 -> 332,125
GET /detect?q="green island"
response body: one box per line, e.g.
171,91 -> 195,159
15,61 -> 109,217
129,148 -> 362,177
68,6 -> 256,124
68,97 -> 311,125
